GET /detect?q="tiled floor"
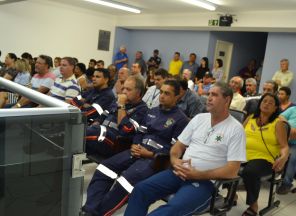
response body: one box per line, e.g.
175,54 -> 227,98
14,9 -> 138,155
83,163 -> 296,216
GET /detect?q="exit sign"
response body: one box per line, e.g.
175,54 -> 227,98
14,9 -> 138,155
208,19 -> 219,26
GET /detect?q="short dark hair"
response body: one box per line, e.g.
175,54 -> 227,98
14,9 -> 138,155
62,57 -> 76,66
85,67 -> 95,77
216,58 -> 223,67
76,63 -> 86,74
39,55 -> 53,68
21,52 -> 33,60
279,86 -> 291,97
265,80 -> 278,94
163,79 -> 180,96
175,52 -> 180,56
154,68 -> 169,79
95,68 -> 110,80
253,93 -> 280,123
153,49 -> 159,54
179,79 -> 188,90
90,59 -> 96,64
8,53 -> 17,61
97,60 -> 104,65
190,53 -> 196,58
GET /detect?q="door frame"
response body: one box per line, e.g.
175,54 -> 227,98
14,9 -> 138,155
214,40 -> 234,82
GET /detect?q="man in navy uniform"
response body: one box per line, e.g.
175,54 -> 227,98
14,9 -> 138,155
81,79 -> 189,216
70,68 -> 116,123
85,76 -> 148,157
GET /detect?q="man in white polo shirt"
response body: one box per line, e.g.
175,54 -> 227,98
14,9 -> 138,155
124,82 -> 246,216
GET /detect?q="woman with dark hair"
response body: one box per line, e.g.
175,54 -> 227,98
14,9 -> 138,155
212,58 -> 224,82
195,57 -> 209,82
240,93 -> 289,216
74,63 -> 88,91
0,53 -> 17,77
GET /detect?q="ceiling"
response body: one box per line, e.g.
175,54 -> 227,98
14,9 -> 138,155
47,0 -> 296,15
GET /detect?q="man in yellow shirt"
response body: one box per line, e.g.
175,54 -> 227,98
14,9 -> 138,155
169,52 -> 183,76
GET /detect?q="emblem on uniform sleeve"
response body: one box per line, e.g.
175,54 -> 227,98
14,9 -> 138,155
164,118 -> 175,128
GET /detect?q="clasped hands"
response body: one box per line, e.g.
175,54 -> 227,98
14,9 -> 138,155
171,158 -> 200,181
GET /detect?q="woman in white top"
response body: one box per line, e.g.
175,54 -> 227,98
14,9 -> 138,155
212,58 -> 224,82
74,63 -> 88,91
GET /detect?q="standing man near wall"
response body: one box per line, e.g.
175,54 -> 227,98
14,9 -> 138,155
180,53 -> 199,80
169,52 -> 183,77
114,45 -> 129,71
134,51 -> 147,77
272,58 -> 294,88
147,49 -> 161,70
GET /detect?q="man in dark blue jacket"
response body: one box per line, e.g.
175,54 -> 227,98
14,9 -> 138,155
82,80 -> 189,216
85,76 -> 148,157
70,68 -> 116,123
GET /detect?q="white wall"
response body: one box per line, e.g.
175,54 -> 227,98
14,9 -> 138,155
116,11 -> 296,32
0,0 -> 117,65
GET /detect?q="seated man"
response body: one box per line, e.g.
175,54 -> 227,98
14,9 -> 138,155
244,80 -> 278,116
244,78 -> 258,97
70,68 -> 116,123
113,67 -> 130,97
124,82 -> 246,216
142,68 -> 169,109
85,76 -> 148,157
13,55 -> 56,108
196,71 -> 213,96
177,79 -> 204,118
277,106 -> 296,194
49,57 -> 80,103
277,86 -> 295,113
182,69 -> 194,91
82,80 -> 189,216
229,76 -> 246,111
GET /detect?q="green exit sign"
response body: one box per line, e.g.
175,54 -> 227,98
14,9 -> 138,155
208,19 -> 219,26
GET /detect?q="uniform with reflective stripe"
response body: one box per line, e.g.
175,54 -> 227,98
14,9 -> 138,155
82,105 -> 189,216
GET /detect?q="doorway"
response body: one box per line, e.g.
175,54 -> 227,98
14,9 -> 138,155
214,40 -> 233,82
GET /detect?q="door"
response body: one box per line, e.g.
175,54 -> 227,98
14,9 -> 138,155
214,40 -> 233,82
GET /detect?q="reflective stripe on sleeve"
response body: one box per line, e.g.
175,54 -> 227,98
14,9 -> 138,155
96,164 -> 118,179
92,103 -> 104,115
97,125 -> 107,142
117,176 -> 134,193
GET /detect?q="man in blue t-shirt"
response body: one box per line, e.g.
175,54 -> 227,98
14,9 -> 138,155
114,45 -> 128,70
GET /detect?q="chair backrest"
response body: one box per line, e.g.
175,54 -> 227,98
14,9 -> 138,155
229,109 -> 246,124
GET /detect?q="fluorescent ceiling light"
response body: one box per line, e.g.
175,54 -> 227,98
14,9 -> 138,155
182,0 -> 216,11
84,0 -> 141,14
206,0 -> 222,5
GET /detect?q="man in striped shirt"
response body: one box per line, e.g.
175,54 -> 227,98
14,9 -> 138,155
50,57 -> 80,103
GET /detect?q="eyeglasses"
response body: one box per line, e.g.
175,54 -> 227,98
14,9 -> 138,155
204,128 -> 214,144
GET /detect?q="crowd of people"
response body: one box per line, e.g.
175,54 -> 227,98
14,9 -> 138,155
0,47 -> 295,216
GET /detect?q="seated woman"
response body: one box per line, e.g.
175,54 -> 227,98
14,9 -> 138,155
241,93 -> 289,216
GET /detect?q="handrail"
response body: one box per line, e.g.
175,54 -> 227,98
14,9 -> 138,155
0,77 -> 71,108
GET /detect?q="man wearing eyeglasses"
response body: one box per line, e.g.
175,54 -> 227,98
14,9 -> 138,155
124,82 -> 246,216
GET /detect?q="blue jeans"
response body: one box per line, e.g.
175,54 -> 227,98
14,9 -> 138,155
124,169 -> 214,216
283,144 -> 296,187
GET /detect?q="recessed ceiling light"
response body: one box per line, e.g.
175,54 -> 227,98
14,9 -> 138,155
182,0 -> 216,11
84,0 -> 141,14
